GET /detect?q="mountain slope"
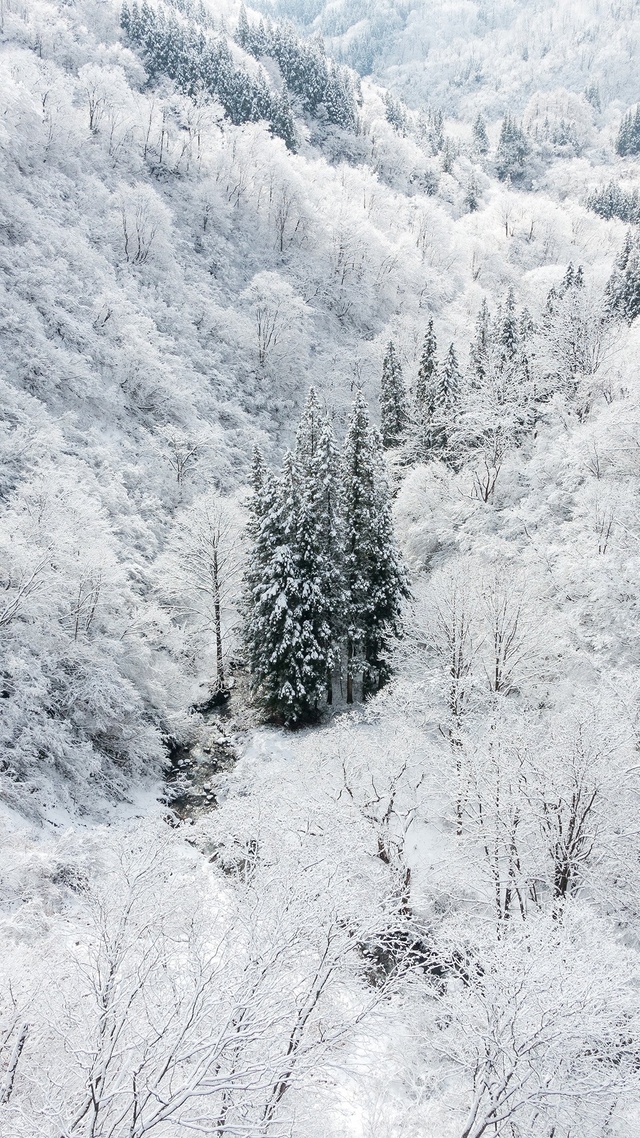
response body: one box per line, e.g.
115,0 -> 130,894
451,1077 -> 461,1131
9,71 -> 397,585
3,4 -> 640,1134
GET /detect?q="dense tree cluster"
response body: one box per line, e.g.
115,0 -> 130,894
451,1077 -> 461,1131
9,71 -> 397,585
616,104 -> 640,156
121,1 -> 297,148
236,4 -> 357,130
383,91 -> 408,135
529,113 -> 581,155
243,390 -> 408,724
385,252 -> 633,497
383,291 -> 533,478
495,112 -> 530,181
380,325 -> 462,464
605,230 -> 640,323
417,105 -> 445,153
588,181 -> 640,224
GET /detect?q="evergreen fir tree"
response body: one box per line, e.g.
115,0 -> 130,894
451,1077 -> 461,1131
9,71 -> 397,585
252,18 -> 270,56
244,400 -> 348,722
247,445 -> 269,527
380,341 -> 409,448
384,91 -> 407,134
616,106 -> 640,157
303,417 -> 345,704
429,107 -> 444,153
304,45 -> 328,113
561,262 -> 575,292
244,454 -> 330,725
270,89 -> 296,151
416,319 -> 438,413
235,2 -> 250,48
425,343 -> 462,462
497,287 -> 519,369
342,395 -> 409,701
243,445 -> 274,624
441,137 -> 456,174
324,68 -> 356,129
251,73 -> 274,122
415,319 -> 439,457
294,388 -> 344,704
464,173 -> 479,212
139,0 -> 154,38
517,311 -> 534,403
587,182 -> 640,224
519,307 -> 534,341
470,299 -> 492,386
496,113 -> 530,181
120,1 -> 131,34
472,112 -> 489,154
295,386 -> 324,467
127,2 -> 140,39
438,343 -> 461,412
605,231 -> 640,323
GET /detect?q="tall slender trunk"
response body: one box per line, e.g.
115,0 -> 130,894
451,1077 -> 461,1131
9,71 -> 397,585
346,638 -> 353,704
213,548 -> 224,691
0,1022 -> 28,1105
326,666 -> 333,705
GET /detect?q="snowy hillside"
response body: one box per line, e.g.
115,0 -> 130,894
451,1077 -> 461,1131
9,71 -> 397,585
266,0 -> 640,118
3,0 -> 640,1134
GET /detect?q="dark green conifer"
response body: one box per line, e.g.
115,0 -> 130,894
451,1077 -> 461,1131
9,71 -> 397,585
464,173 -> 480,212
496,113 -> 529,181
472,112 -> 489,154
416,319 -> 438,413
605,231 -> 640,323
270,89 -> 297,151
380,341 -> 409,449
342,395 -> 409,701
244,454 -> 329,725
616,106 -> 640,157
470,299 -> 492,386
120,1 -> 131,33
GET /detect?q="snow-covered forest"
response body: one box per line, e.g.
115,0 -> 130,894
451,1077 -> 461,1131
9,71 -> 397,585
3,0 -> 640,1133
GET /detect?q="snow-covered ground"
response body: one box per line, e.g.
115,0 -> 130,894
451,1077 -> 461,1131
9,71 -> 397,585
4,0 -> 640,1132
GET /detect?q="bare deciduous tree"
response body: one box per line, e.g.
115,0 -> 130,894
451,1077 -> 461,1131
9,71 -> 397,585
160,494 -> 245,693
0,553 -> 50,631
119,184 -> 169,266
429,918 -> 638,1138
154,425 -> 210,492
1,836 -> 397,1137
243,272 -> 309,370
479,567 -> 538,695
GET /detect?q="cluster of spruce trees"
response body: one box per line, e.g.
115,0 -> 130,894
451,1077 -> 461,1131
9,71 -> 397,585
588,182 -> 640,226
243,391 -> 408,726
378,243 -> 640,478
616,106 -> 640,157
378,287 -> 534,465
235,5 -> 357,131
605,231 -> 640,323
495,114 -> 530,181
494,110 -> 581,184
120,2 -> 297,149
528,115 -> 581,154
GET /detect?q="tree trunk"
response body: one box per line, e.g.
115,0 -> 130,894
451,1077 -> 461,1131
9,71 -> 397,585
0,1022 -> 28,1104
213,548 -> 224,691
346,638 -> 353,704
326,667 -> 333,705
